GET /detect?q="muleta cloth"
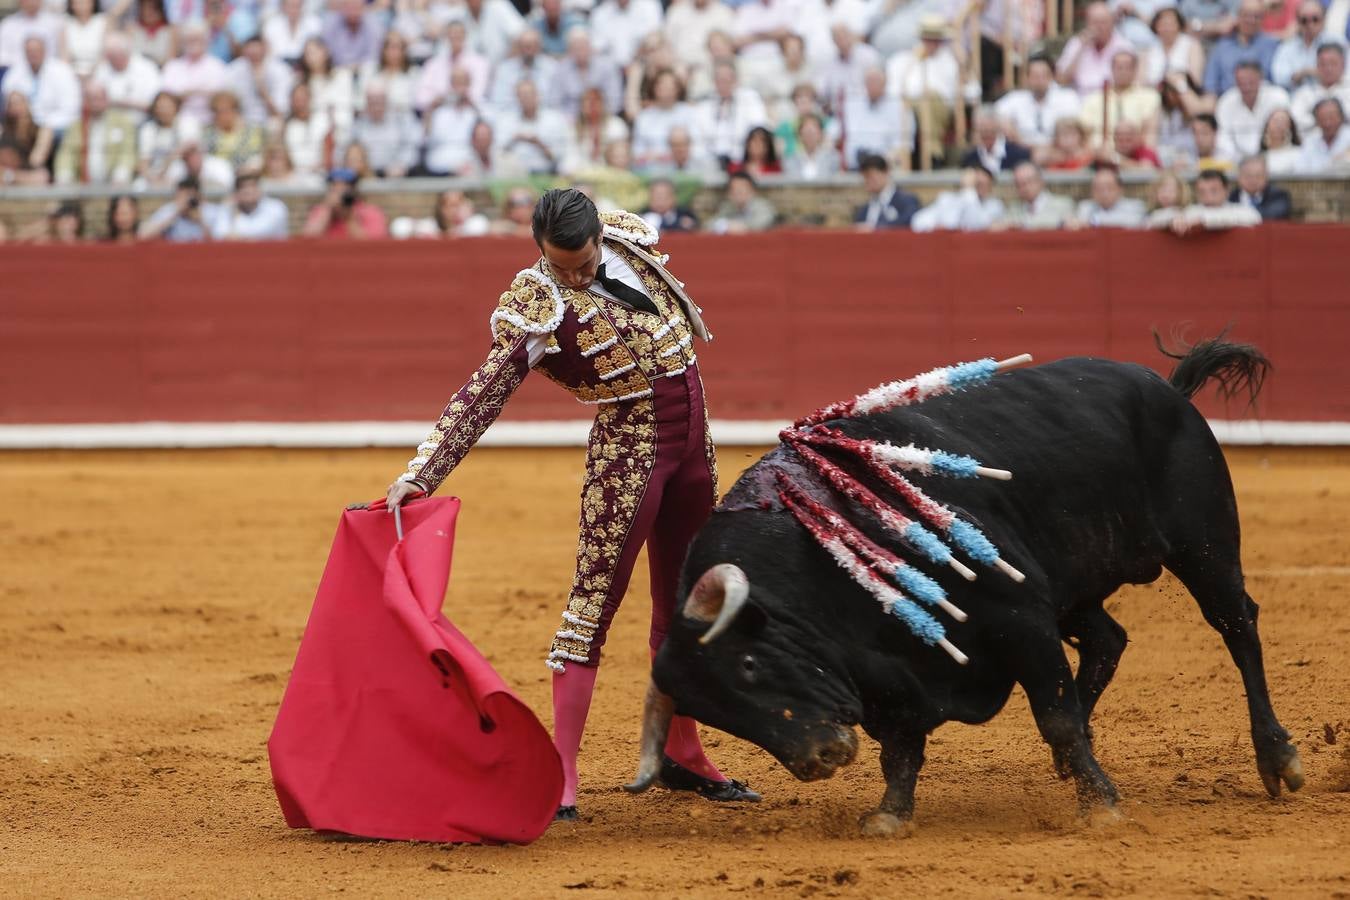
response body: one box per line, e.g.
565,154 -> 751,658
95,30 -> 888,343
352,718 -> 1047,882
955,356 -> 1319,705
267,496 -> 563,844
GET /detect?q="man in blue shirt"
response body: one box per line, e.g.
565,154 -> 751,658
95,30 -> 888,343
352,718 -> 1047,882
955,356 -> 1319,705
1204,0 -> 1280,95
1271,0 -> 1346,89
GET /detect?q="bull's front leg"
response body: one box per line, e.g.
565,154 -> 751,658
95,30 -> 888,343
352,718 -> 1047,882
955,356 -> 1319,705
859,729 -> 926,838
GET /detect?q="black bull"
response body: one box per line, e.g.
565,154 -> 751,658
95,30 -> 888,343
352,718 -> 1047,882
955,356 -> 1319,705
626,339 -> 1304,835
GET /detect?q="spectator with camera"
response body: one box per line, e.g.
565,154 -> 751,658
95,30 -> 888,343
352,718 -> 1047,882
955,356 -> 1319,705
139,175 -> 219,242
302,167 -> 387,238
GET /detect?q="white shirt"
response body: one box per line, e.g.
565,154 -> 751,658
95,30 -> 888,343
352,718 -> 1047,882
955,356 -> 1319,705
590,0 -> 663,66
93,54 -> 161,114
1143,33 -> 1201,85
424,102 -> 482,174
164,154 -> 235,191
0,57 -> 81,130
816,42 -> 882,109
795,0 -> 874,66
732,0 -> 795,61
885,47 -> 960,106
488,54 -> 560,112
0,11 -> 62,69
691,88 -> 769,161
912,189 -> 1006,232
462,0 -> 526,63
227,57 -> 295,124
160,53 -> 230,126
663,0 -> 736,69
62,13 -> 107,77
494,107 -> 570,173
995,85 -> 1082,147
283,112 -> 332,175
1215,83 -> 1290,159
261,11 -> 322,61
1299,123 -> 1350,171
211,196 -> 291,240
631,103 -> 696,167
1289,78 -> 1350,135
841,93 -> 913,167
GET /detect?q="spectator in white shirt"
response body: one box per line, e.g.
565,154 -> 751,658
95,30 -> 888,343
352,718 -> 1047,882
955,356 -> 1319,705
590,0 -> 663,67
0,0 -> 62,71
1271,0 -> 1344,91
732,0 -> 795,79
560,84 -> 630,174
356,31 -> 419,120
283,80 -> 333,176
692,59 -> 768,164
127,0 -> 174,67
817,23 -> 881,113
886,15 -> 961,167
632,68 -> 695,169
1159,168 -> 1261,233
228,33 -> 293,127
422,65 -> 483,175
841,65 -> 913,169
1259,107 -> 1305,175
160,22 -> 229,128
298,37 -> 356,142
137,90 -> 196,184
460,0 -> 526,64
414,20 -> 490,113
0,37 -> 81,133
1299,96 -> 1350,170
490,29 -> 560,112
912,163 -> 1007,232
163,136 -> 233,191
1290,44 -> 1350,134
1143,7 -> 1205,87
211,171 -> 290,240
349,82 -> 418,177
60,0 -> 107,77
93,31 -> 160,117
262,0 -> 321,64
783,111 -> 842,178
997,55 -> 1083,152
1074,164 -> 1147,227
1216,61 -> 1291,159
494,78 -> 570,173
664,0 -> 735,72
795,0 -> 873,66
549,27 -> 624,117
1057,1 -> 1135,95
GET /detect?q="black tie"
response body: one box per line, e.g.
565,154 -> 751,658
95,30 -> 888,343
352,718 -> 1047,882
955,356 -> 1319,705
594,262 -> 660,316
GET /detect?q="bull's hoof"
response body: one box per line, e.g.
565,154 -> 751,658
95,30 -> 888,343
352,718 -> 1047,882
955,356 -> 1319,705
1258,744 -> 1304,797
1084,803 -> 1125,828
858,811 -> 915,838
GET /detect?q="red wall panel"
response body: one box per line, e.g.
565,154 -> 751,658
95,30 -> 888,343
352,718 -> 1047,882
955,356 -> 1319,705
1,225 -> 1344,425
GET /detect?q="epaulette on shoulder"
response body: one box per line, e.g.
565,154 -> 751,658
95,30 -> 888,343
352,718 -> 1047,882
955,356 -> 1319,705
600,209 -> 659,247
490,267 -> 565,341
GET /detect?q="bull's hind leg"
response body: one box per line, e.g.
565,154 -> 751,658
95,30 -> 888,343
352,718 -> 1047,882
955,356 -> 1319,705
1061,605 -> 1129,737
1166,559 -> 1304,797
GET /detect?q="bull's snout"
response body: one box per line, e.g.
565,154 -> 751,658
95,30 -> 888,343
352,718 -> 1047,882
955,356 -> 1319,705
782,724 -> 860,782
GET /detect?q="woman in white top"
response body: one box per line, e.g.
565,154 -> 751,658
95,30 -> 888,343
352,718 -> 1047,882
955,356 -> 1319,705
560,86 -> 631,175
630,68 -> 695,169
137,91 -> 199,185
61,0 -> 108,77
1144,8 -> 1205,88
1260,108 -> 1304,175
128,0 -> 174,66
263,0 -> 322,64
299,37 -> 355,142
283,80 -> 334,175
356,31 -> 420,117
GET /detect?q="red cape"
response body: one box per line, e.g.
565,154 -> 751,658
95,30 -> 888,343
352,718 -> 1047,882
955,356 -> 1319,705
268,497 -> 562,843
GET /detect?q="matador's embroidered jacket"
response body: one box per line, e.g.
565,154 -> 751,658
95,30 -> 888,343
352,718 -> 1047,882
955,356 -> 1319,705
397,210 -> 717,669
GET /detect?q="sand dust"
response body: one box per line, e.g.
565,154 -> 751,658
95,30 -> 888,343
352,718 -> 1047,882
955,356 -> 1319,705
2,446 -> 1348,898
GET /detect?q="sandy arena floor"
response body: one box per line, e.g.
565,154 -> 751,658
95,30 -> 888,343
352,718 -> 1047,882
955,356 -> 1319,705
1,446 -> 1348,898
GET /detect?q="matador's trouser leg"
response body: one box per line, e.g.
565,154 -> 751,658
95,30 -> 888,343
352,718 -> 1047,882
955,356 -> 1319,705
547,366 -> 715,669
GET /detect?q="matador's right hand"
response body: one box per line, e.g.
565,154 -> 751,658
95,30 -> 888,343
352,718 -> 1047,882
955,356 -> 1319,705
385,480 -> 423,512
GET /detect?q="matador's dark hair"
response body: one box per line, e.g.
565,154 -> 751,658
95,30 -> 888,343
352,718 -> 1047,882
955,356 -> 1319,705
532,187 -> 601,251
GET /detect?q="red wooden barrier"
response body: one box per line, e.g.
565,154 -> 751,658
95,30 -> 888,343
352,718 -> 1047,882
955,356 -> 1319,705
2,225 -> 1347,425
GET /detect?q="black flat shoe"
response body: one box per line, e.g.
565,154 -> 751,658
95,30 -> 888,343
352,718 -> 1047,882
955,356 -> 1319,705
553,805 -> 579,822
658,755 -> 762,803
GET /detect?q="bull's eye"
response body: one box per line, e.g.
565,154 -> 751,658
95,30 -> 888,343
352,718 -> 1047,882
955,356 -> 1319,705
740,654 -> 756,679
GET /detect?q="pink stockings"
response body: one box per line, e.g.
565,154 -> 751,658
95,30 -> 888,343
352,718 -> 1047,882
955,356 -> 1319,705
551,661 -> 724,808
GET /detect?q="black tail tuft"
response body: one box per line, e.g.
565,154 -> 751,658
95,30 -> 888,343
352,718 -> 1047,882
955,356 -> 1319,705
1153,328 -> 1271,407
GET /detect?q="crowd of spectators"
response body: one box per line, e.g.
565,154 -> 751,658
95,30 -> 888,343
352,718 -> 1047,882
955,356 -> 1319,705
1,0 -> 1347,241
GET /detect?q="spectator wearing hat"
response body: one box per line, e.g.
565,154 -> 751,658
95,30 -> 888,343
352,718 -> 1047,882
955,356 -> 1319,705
886,15 -> 962,168
1229,154 -> 1291,219
996,161 -> 1076,229
911,163 -> 1005,232
1298,96 -> 1350,170
960,105 -> 1032,172
1215,60 -> 1291,158
708,170 -> 777,233
996,55 -> 1082,154
139,175 -> 220,242
853,153 -> 920,230
303,168 -> 388,238
1078,49 -> 1162,149
211,171 -> 290,240
1074,164 -> 1147,227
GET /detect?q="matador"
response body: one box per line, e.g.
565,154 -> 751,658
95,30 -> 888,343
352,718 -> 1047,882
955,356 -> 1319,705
384,189 -> 759,821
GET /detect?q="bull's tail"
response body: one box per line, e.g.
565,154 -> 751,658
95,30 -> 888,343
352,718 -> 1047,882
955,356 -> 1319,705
1154,329 -> 1270,406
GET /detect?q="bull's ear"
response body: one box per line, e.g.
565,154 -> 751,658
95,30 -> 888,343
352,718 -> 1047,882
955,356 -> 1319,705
685,564 -> 750,645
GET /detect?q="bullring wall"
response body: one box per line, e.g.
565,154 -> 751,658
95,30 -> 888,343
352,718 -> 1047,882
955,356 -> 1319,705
3,225 -> 1346,438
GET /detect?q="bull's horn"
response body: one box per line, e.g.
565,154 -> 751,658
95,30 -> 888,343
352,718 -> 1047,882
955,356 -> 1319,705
623,680 -> 674,794
685,563 -> 750,645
